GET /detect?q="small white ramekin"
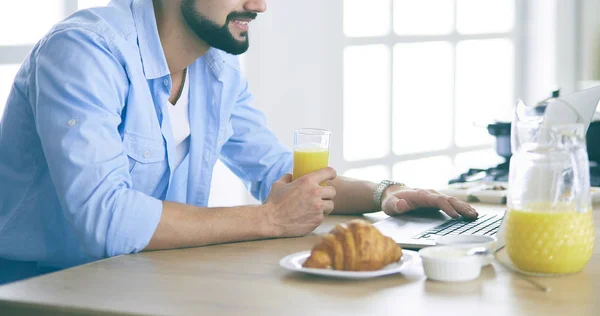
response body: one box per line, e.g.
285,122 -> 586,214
419,246 -> 487,282
435,235 -> 497,266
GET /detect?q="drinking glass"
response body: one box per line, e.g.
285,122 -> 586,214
292,128 -> 331,182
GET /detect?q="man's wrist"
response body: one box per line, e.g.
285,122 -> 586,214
258,203 -> 283,238
373,180 -> 405,211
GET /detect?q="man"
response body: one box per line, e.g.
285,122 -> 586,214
0,0 -> 477,282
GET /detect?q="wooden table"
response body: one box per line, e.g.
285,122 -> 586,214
0,204 -> 598,316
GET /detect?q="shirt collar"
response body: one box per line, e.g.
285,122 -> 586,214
132,0 -> 225,80
132,0 -> 169,79
204,48 -> 225,80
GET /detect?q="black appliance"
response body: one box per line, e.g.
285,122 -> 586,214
450,90 -> 600,186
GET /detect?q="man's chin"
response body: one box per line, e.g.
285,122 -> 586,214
217,41 -> 249,55
229,44 -> 249,55
228,37 -> 250,55
205,29 -> 250,55
228,30 -> 249,42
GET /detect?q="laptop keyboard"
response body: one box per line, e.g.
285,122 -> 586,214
413,214 -> 504,240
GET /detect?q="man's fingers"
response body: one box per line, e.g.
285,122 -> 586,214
322,200 -> 335,215
303,167 -> 337,185
448,197 -> 478,218
437,198 -> 460,218
320,186 -> 336,200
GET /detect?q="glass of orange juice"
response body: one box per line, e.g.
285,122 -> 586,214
292,128 -> 331,183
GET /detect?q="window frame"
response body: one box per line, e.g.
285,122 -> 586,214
341,0 -> 527,181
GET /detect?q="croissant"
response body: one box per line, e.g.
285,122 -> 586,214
303,219 -> 402,271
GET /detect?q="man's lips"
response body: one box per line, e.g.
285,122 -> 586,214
230,18 -> 252,32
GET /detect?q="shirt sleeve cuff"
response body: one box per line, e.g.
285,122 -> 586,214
105,189 -> 163,257
256,153 -> 293,202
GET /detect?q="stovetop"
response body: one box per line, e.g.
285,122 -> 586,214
450,160 -> 600,187
449,161 -> 510,184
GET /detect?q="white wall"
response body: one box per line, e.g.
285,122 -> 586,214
210,1 -> 344,206
521,0 -> 595,103
579,0 -> 600,83
522,0 -> 558,105
244,1 -> 346,169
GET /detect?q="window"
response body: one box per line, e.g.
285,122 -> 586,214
0,65 -> 20,114
0,0 -> 64,46
0,0 -> 110,115
342,0 -> 518,187
78,0 -> 111,9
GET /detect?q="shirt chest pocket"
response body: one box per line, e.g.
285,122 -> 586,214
123,131 -> 168,195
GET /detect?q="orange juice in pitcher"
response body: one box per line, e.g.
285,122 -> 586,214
505,202 -> 595,274
507,98 -> 595,275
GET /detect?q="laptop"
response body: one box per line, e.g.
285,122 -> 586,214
375,85 -> 600,250
374,205 -> 507,249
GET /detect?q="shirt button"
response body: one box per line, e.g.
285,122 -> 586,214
143,151 -> 151,158
217,137 -> 222,143
163,79 -> 170,86
67,119 -> 77,126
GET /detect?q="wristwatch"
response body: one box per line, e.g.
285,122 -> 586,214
373,180 -> 405,212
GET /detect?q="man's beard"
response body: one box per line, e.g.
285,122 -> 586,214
180,0 -> 256,55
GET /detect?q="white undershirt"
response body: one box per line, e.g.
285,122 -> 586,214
167,70 -> 191,170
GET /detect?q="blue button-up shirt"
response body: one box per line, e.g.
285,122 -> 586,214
0,0 -> 292,269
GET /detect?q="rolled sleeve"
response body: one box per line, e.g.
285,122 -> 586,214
32,28 -> 162,259
106,190 -> 162,257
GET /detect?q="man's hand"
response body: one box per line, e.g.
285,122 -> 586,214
263,167 -> 337,238
381,185 -> 478,219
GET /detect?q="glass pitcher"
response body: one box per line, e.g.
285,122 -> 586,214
506,98 -> 595,275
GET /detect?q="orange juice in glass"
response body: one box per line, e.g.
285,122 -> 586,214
292,128 -> 331,183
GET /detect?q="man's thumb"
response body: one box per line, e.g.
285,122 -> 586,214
382,195 -> 411,215
271,174 -> 291,192
279,173 -> 292,184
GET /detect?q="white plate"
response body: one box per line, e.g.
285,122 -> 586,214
439,181 -> 508,204
279,250 -> 419,279
440,181 -> 600,205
